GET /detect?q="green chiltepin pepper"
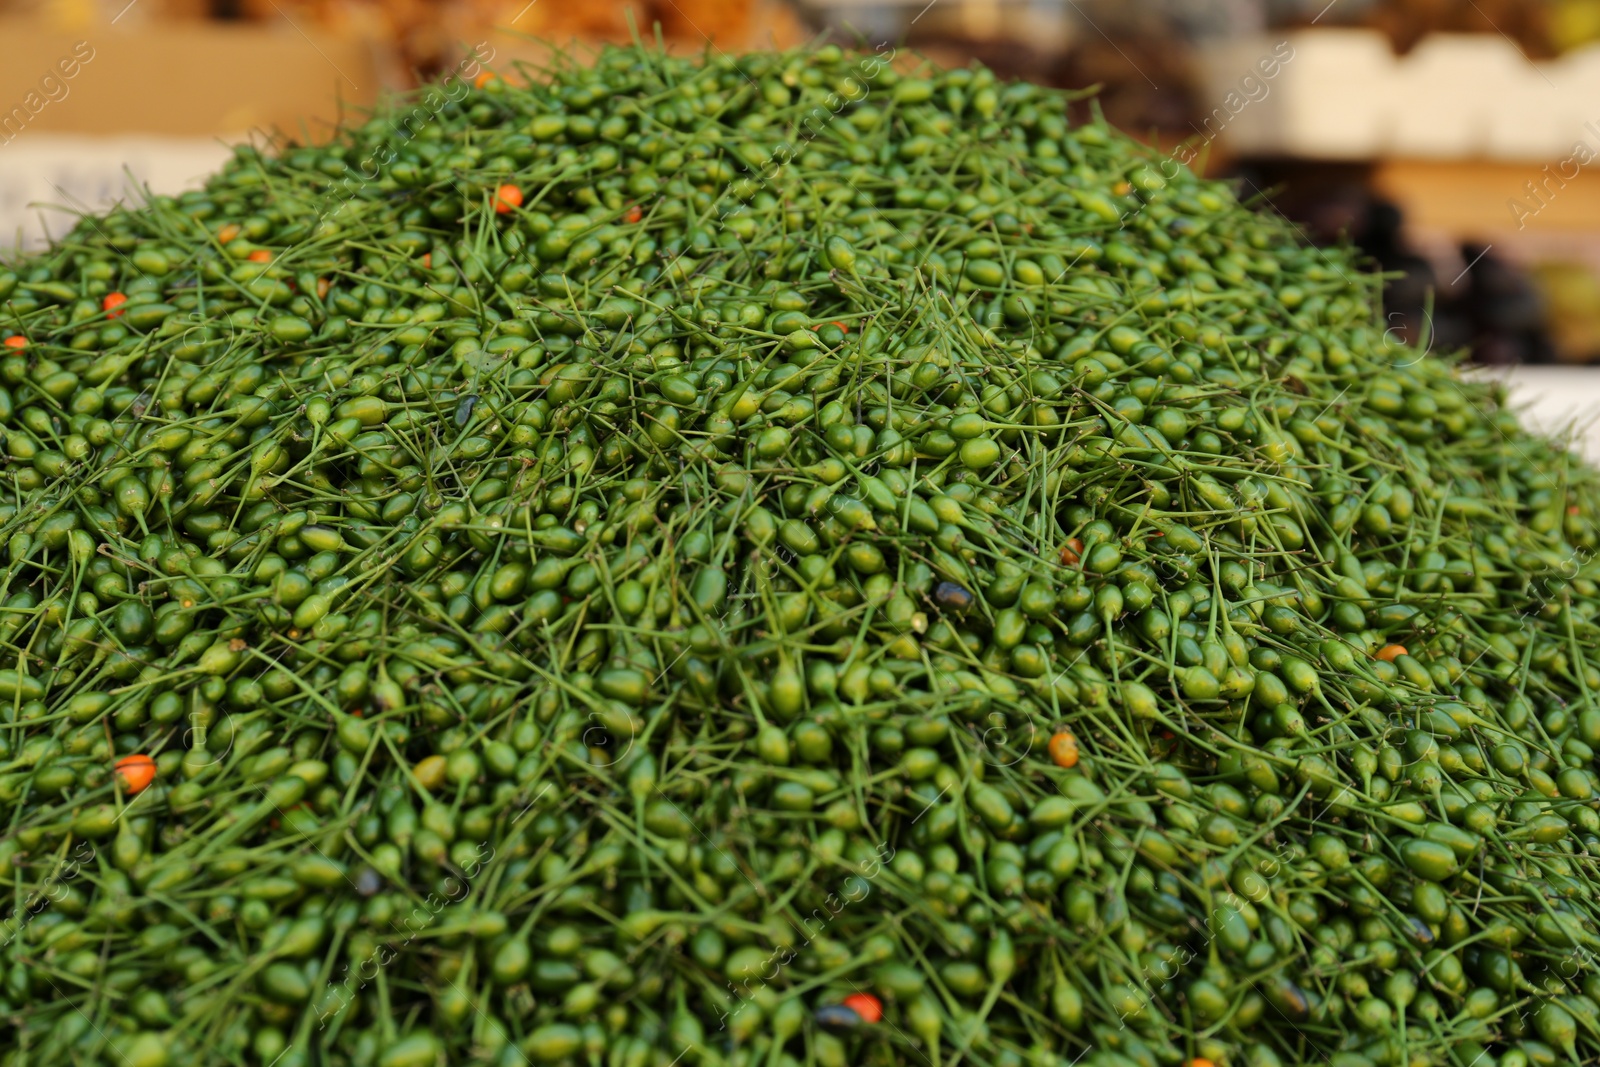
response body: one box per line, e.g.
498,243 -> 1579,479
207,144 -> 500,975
5,39 -> 1600,1067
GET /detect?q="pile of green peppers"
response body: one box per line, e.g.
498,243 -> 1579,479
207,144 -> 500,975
1,41 -> 1599,1067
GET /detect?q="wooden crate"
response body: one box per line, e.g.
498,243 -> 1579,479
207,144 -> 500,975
0,17 -> 389,139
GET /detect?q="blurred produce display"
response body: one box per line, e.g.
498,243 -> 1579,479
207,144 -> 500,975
0,0 -> 806,77
1533,262 -> 1600,362
155,0 -> 800,75
0,0 -> 1595,365
1550,0 -> 1600,50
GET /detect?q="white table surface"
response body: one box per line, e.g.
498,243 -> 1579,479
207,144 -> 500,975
1466,365 -> 1600,465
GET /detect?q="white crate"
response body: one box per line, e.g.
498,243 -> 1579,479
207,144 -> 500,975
1196,30 -> 1396,159
1199,29 -> 1600,162
1388,36 -> 1515,158
1468,365 -> 1600,464
1482,73 -> 1582,161
0,135 -> 234,252
1550,42 -> 1600,157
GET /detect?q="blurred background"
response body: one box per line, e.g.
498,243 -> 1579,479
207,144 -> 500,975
1,0 -> 1599,412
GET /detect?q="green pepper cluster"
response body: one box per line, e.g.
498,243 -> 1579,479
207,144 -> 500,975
2,41 -> 1600,1067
